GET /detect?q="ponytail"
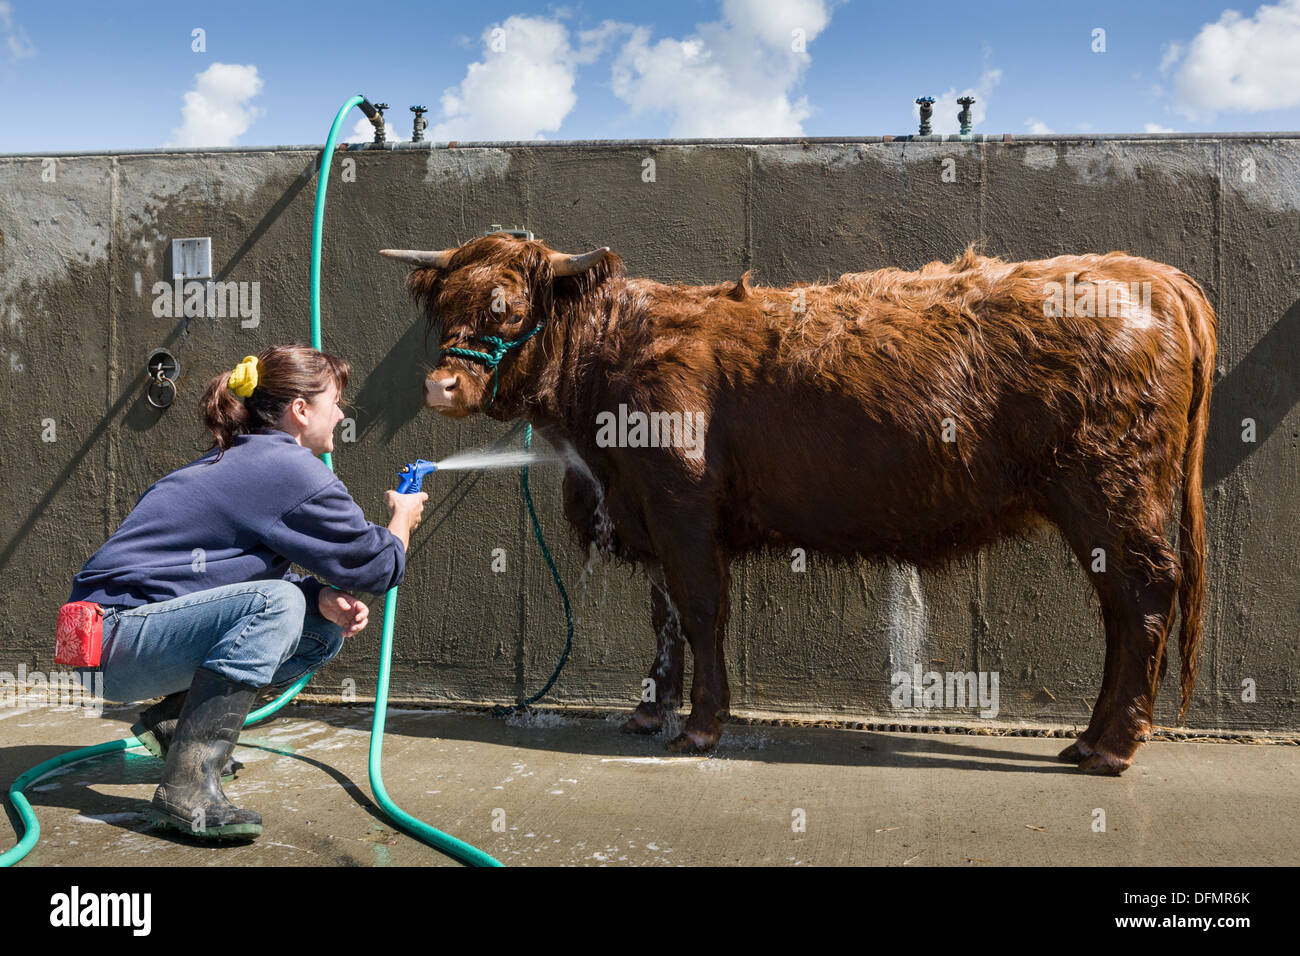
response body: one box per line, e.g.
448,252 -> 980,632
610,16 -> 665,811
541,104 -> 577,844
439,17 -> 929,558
199,343 -> 350,462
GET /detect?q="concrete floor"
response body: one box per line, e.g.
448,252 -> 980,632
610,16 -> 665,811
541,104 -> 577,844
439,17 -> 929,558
4,699 -> 1299,866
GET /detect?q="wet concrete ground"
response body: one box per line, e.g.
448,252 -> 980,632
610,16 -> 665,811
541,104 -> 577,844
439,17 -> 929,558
4,700 -> 1298,866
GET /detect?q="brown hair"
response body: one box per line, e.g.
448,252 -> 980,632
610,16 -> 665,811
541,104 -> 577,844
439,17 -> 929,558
199,343 -> 350,461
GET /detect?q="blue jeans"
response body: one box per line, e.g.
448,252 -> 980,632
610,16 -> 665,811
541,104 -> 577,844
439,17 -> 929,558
98,580 -> 344,703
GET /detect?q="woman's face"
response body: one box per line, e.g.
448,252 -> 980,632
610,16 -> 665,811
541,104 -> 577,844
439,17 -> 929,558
283,381 -> 345,456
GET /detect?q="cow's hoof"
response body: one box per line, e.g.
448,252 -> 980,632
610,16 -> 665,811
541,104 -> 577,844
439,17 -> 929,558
619,709 -> 662,735
1076,751 -> 1131,776
1058,739 -> 1094,763
666,729 -> 718,754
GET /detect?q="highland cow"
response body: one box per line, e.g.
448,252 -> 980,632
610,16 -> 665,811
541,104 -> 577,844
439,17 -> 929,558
380,233 -> 1216,775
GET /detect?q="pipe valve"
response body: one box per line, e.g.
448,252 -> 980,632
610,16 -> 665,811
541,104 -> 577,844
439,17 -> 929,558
371,103 -> 390,144
916,96 -> 935,136
957,96 -> 976,135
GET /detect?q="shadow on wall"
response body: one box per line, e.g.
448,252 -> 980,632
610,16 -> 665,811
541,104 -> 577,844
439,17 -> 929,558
349,317 -> 437,447
1205,297 -> 1300,486
0,315 -> 192,575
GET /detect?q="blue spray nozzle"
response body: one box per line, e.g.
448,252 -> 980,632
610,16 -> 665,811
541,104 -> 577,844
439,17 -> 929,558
396,459 -> 438,494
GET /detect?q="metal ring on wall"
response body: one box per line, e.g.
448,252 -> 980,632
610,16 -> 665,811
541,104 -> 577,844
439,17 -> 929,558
145,348 -> 181,409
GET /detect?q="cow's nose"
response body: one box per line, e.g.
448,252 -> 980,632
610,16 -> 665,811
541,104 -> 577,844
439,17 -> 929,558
425,373 -> 460,407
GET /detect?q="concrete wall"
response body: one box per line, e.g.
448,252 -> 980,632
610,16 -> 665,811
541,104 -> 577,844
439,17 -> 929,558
1,134 -> 1297,732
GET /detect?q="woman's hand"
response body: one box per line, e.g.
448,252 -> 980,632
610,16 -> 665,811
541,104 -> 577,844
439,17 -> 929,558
384,490 -> 428,552
319,587 -> 369,638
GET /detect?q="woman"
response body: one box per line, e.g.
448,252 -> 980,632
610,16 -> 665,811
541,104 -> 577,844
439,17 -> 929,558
67,344 -> 428,842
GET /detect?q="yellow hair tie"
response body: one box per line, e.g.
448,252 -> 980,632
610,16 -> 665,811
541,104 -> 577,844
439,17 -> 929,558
227,355 -> 261,398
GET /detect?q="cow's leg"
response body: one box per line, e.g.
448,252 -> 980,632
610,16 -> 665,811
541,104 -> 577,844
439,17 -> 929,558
648,534 -> 730,754
1046,490 -> 1170,767
1077,541 -> 1179,775
1059,563 -> 1176,766
1058,592 -> 1122,763
620,579 -> 686,735
666,558 -> 731,754
1045,500 -> 1127,763
715,623 -> 731,718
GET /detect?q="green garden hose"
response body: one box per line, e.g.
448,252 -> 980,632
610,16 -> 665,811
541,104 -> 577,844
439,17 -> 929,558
308,94 -> 501,868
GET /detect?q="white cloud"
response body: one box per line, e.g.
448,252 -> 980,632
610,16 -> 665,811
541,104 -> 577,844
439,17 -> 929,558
0,1 -> 35,60
917,66 -> 1002,135
1024,118 -> 1054,134
429,15 -> 625,141
1165,0 -> 1300,116
609,0 -> 834,137
167,63 -> 264,147
1144,122 -> 1175,133
1158,41 -> 1183,74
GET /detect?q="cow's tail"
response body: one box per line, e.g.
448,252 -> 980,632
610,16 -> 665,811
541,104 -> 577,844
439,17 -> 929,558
1170,271 -> 1217,725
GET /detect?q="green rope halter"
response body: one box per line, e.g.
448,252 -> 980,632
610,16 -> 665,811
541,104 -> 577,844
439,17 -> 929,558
440,321 -> 545,404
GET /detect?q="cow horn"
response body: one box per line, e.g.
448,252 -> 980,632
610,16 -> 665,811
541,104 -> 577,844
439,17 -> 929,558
378,248 -> 456,269
548,247 -> 610,277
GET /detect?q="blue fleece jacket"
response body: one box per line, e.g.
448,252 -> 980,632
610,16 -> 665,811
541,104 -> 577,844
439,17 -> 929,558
68,428 -> 405,610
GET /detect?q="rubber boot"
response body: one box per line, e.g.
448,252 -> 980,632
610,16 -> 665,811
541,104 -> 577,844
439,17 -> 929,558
131,690 -> 242,782
148,668 -> 263,841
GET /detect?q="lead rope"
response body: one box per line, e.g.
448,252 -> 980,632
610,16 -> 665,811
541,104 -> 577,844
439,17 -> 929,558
492,421 -> 575,716
438,323 -> 576,712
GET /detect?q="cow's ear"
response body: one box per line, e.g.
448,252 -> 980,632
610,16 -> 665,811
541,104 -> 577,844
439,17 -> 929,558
526,251 -> 557,327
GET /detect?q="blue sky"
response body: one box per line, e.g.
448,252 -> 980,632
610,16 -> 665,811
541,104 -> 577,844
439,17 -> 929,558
2,0 -> 1299,153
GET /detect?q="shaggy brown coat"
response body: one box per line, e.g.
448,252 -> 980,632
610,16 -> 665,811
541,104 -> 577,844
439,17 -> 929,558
397,233 -> 1216,774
